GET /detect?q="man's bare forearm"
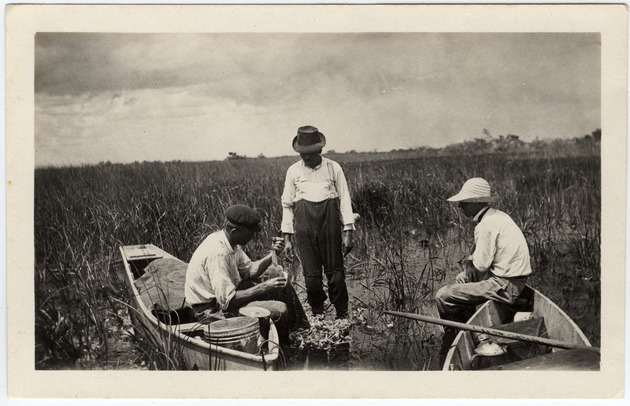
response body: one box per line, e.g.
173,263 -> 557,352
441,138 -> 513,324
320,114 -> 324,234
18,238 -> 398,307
228,285 -> 268,310
248,252 -> 273,280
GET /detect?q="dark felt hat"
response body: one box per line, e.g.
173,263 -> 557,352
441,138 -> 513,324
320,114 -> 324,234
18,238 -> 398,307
225,204 -> 262,232
292,125 -> 326,153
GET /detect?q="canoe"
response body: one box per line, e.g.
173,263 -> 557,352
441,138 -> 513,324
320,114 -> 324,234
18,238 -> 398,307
119,243 -> 281,371
442,285 -> 599,371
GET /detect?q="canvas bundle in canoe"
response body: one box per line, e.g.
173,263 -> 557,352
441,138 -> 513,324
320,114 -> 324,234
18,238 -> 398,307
119,243 -> 281,371
442,285 -> 599,371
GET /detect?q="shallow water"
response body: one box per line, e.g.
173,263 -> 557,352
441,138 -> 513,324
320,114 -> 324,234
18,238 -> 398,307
90,235 -> 599,371
280,239 -> 457,371
281,234 -> 600,371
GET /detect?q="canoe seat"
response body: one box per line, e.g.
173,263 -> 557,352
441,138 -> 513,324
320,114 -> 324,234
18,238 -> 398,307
494,317 -> 547,349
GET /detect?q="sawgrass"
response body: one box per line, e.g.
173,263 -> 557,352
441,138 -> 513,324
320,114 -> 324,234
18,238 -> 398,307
34,149 -> 601,369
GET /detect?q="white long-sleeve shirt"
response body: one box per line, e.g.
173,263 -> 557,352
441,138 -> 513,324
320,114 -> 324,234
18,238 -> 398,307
471,208 -> 532,278
185,230 -> 258,310
281,157 -> 355,234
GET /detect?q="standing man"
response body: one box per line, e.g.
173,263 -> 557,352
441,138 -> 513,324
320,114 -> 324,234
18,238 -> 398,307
185,204 -> 309,342
435,177 -> 532,363
281,125 -> 355,319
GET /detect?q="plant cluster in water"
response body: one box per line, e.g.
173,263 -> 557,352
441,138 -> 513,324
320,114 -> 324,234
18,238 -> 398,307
289,315 -> 355,353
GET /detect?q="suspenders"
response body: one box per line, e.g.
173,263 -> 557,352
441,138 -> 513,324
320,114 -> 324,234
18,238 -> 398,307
325,160 -> 338,194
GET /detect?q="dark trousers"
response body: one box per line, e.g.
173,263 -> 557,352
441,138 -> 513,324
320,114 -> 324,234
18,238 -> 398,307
237,280 -> 311,333
294,198 -> 349,315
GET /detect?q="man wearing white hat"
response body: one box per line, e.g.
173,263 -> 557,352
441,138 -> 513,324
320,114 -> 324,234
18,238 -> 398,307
436,178 -> 532,363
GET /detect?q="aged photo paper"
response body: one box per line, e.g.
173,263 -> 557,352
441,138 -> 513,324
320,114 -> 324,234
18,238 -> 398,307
5,3 -> 627,400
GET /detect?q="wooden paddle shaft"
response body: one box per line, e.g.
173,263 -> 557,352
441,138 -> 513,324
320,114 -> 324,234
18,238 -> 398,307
384,311 -> 600,353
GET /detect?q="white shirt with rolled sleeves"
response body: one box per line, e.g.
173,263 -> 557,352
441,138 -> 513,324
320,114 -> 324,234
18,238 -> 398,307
471,208 -> 532,278
185,231 -> 257,311
281,157 -> 355,234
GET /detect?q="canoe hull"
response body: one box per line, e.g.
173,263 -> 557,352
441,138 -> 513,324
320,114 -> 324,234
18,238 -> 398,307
442,285 -> 597,371
120,244 -> 280,371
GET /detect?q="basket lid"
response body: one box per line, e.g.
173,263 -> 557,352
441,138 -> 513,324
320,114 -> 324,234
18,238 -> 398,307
239,306 -> 271,319
206,316 -> 258,338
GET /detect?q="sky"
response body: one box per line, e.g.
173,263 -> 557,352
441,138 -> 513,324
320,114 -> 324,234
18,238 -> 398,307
34,32 -> 601,167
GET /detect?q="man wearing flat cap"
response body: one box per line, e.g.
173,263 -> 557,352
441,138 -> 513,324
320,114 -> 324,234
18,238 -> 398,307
185,204 -> 309,341
281,125 -> 355,319
436,178 -> 532,364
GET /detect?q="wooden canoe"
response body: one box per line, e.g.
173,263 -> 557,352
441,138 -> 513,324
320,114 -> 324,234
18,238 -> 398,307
119,244 -> 281,371
442,285 -> 599,371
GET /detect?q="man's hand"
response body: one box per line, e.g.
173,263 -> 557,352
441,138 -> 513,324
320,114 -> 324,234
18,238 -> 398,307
343,230 -> 354,257
283,234 -> 294,260
456,259 -> 477,283
271,237 -> 284,253
260,276 -> 287,294
455,271 -> 469,284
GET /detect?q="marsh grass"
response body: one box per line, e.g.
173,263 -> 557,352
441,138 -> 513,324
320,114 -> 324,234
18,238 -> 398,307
34,149 -> 601,368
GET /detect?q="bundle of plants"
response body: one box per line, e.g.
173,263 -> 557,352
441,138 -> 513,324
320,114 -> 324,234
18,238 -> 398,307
289,315 -> 353,353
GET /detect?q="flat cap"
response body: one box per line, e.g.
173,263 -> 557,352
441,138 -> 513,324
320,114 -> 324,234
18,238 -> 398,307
225,204 -> 262,232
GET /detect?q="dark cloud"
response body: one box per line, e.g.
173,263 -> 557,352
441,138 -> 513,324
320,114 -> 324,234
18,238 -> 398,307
34,32 -> 601,166
33,33 -> 440,100
36,33 -> 190,95
35,32 -> 600,111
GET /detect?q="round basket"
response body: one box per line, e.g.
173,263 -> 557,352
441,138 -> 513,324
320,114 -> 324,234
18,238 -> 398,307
204,316 -> 260,354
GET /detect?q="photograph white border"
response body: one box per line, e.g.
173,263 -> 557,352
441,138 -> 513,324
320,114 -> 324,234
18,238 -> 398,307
5,3 -> 627,400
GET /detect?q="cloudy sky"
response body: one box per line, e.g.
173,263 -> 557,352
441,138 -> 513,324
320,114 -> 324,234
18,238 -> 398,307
34,32 -> 600,167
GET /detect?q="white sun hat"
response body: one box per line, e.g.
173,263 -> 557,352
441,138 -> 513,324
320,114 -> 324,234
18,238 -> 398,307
447,178 -> 499,203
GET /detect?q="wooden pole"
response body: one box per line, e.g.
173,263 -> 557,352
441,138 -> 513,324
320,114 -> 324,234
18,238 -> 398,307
384,310 -> 600,353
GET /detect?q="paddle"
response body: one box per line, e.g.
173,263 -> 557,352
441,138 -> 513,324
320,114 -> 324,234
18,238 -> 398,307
384,310 -> 600,353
